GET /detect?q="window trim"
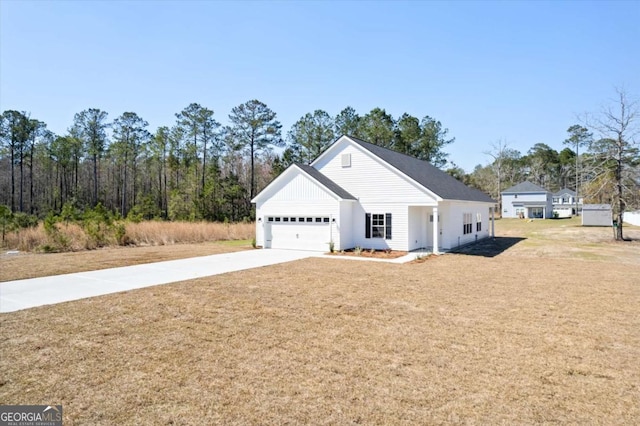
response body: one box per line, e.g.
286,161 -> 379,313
365,213 -> 392,240
463,213 -> 473,235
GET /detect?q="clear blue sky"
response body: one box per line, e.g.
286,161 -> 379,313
1,0 -> 638,172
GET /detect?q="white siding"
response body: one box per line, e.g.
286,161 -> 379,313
339,201 -> 354,250
314,139 -> 438,204
502,192 -> 553,218
441,201 -> 492,250
350,203 -> 408,251
254,168 -> 345,250
263,172 -> 335,201
407,206 -> 428,251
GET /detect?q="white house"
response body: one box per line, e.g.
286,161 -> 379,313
552,188 -> 583,218
501,181 -> 553,219
252,135 -> 496,253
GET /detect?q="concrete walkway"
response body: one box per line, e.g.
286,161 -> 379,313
0,249 -> 315,313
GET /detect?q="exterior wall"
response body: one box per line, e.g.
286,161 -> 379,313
313,139 -> 440,251
254,169 -> 344,249
502,191 -> 553,218
255,199 -> 342,249
407,206 -> 428,251
314,139 -> 437,205
582,209 -> 612,226
339,201 -> 354,249
440,201 -> 492,250
350,202 -> 409,251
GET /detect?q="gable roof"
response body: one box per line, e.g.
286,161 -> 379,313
295,163 -> 357,200
345,136 -> 495,203
502,181 -> 549,194
251,163 -> 356,203
553,188 -> 577,197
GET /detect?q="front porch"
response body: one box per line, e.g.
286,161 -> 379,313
407,205 -> 496,253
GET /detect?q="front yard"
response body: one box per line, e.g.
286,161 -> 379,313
0,219 -> 638,424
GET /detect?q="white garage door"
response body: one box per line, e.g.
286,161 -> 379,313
265,216 -> 331,251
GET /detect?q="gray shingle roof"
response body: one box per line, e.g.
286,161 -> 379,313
553,188 -> 577,196
502,181 -> 549,193
347,137 -> 495,203
583,204 -> 611,210
296,163 -> 357,200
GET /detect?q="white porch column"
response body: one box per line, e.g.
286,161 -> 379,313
432,206 -> 439,254
491,206 -> 495,238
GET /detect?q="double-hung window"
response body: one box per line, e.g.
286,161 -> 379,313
476,213 -> 482,232
365,213 -> 392,240
463,213 -> 473,235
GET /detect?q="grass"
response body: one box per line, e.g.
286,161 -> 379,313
1,220 -> 255,252
0,242 -> 252,282
1,219 -> 639,424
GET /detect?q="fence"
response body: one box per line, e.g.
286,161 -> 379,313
623,211 -> 640,226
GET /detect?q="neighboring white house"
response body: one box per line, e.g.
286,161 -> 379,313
552,188 -> 583,218
582,204 -> 612,226
501,181 -> 553,219
252,135 -> 496,252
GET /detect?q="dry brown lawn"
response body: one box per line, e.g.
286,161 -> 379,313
1,220 -> 639,424
0,242 -> 251,283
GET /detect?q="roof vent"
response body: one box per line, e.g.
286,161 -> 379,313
341,153 -> 351,168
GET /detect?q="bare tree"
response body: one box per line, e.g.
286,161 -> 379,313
586,88 -> 639,241
564,125 -> 592,215
484,139 -> 511,214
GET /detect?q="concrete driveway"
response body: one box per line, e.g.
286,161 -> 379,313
0,249 -> 316,313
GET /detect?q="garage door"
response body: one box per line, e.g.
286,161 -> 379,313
265,216 -> 331,251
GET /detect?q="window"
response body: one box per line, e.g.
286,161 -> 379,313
267,217 -> 274,222
315,217 -> 322,223
283,217 -> 289,222
275,217 -> 281,222
365,213 -> 392,239
476,213 -> 482,232
290,217 -> 296,222
299,217 -> 305,222
463,213 -> 473,235
323,217 -> 330,223
372,214 -> 385,238
306,217 -> 313,222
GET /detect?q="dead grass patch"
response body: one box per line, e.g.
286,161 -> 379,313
0,242 -> 251,282
1,256 -> 638,424
1,217 -> 639,424
1,221 -> 255,252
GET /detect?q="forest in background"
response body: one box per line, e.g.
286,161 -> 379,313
1,90 -> 639,241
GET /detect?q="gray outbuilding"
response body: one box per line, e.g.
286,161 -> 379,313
582,204 -> 612,226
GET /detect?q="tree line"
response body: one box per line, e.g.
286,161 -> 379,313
2,90 -> 638,240
0,102 -> 453,223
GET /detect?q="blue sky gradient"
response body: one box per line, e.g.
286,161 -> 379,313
1,0 -> 638,171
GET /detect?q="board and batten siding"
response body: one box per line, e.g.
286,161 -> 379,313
314,139 -> 438,205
